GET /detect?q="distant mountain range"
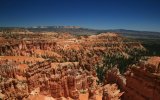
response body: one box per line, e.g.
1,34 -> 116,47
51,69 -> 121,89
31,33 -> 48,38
99,29 -> 160,39
0,26 -> 160,39
27,26 -> 81,29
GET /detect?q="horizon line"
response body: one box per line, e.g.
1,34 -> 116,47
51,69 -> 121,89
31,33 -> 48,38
0,26 -> 160,33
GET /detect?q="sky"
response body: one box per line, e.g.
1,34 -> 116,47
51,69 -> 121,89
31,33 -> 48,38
0,0 -> 160,32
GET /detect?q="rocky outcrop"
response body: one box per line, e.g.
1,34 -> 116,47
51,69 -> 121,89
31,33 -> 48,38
0,79 -> 28,99
105,67 -> 126,91
102,84 -> 123,100
124,57 -> 160,100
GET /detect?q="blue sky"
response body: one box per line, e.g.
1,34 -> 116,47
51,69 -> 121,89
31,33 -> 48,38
0,0 -> 160,32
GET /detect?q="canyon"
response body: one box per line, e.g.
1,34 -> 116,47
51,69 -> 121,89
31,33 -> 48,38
0,30 -> 159,100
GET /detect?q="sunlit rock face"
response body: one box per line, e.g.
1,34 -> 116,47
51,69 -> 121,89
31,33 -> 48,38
102,84 -> 124,100
123,57 -> 160,100
0,32 -> 148,100
105,67 -> 126,91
